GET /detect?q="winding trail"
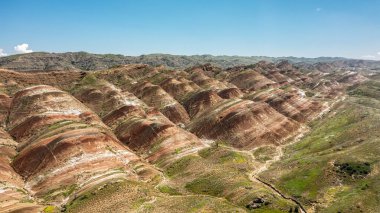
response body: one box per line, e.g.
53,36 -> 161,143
220,126 -> 309,213
146,96 -> 345,213
249,126 -> 310,213
254,177 -> 307,213
247,96 -> 346,213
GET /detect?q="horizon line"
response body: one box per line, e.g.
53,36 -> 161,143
0,51 -> 362,60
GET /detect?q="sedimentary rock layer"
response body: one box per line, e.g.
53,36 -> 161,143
8,85 -> 157,204
0,68 -> 86,93
252,88 -> 325,122
188,98 -> 301,149
0,92 -> 11,127
72,80 -> 206,165
0,128 -> 42,212
131,81 -> 190,125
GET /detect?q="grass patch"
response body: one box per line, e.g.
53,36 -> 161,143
80,74 -> 98,85
281,167 -> 322,199
253,146 -> 277,163
157,185 -> 181,195
198,147 -> 215,158
185,174 -> 225,196
165,155 -> 195,177
65,181 -> 129,212
43,206 -> 56,213
348,80 -> 380,100
47,120 -> 75,131
42,184 -> 77,202
218,150 -> 247,164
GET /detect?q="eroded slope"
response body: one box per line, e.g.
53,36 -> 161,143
71,78 -> 206,165
7,85 -> 158,206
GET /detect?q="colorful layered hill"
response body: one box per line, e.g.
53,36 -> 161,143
0,61 -> 372,212
5,85 -> 159,208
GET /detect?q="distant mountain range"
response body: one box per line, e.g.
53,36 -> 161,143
0,51 -> 380,71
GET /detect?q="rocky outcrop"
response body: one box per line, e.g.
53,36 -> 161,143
8,85 -> 157,204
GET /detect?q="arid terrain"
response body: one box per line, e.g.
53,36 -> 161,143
0,54 -> 379,212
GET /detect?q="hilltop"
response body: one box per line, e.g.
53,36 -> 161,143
1,52 -> 380,72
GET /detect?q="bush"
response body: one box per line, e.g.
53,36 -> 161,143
335,162 -> 371,177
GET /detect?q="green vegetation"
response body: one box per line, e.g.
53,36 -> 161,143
63,184 -> 78,197
164,155 -> 195,177
157,185 -> 181,195
260,79 -> 380,211
147,73 -> 169,84
79,74 -> 98,85
69,73 -> 102,93
162,146 -> 296,211
198,146 -> 215,158
335,162 -> 371,178
47,120 -> 75,131
43,184 -> 78,202
185,174 -> 225,196
32,121 -> 89,143
0,86 -> 8,94
20,198 -> 34,203
305,90 -> 315,97
218,150 -> 247,164
199,146 -> 247,164
279,84 -> 291,91
348,80 -> 380,99
140,196 -> 246,212
43,206 -> 57,213
253,146 -> 277,163
64,180 -> 245,212
65,181 -> 132,212
282,167 -> 322,199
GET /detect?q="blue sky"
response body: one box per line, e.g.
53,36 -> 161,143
0,0 -> 379,59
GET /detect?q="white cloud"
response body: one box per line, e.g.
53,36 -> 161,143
316,8 -> 322,12
361,55 -> 376,59
377,52 -> 380,55
14,43 -> 33,54
0,49 -> 7,57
